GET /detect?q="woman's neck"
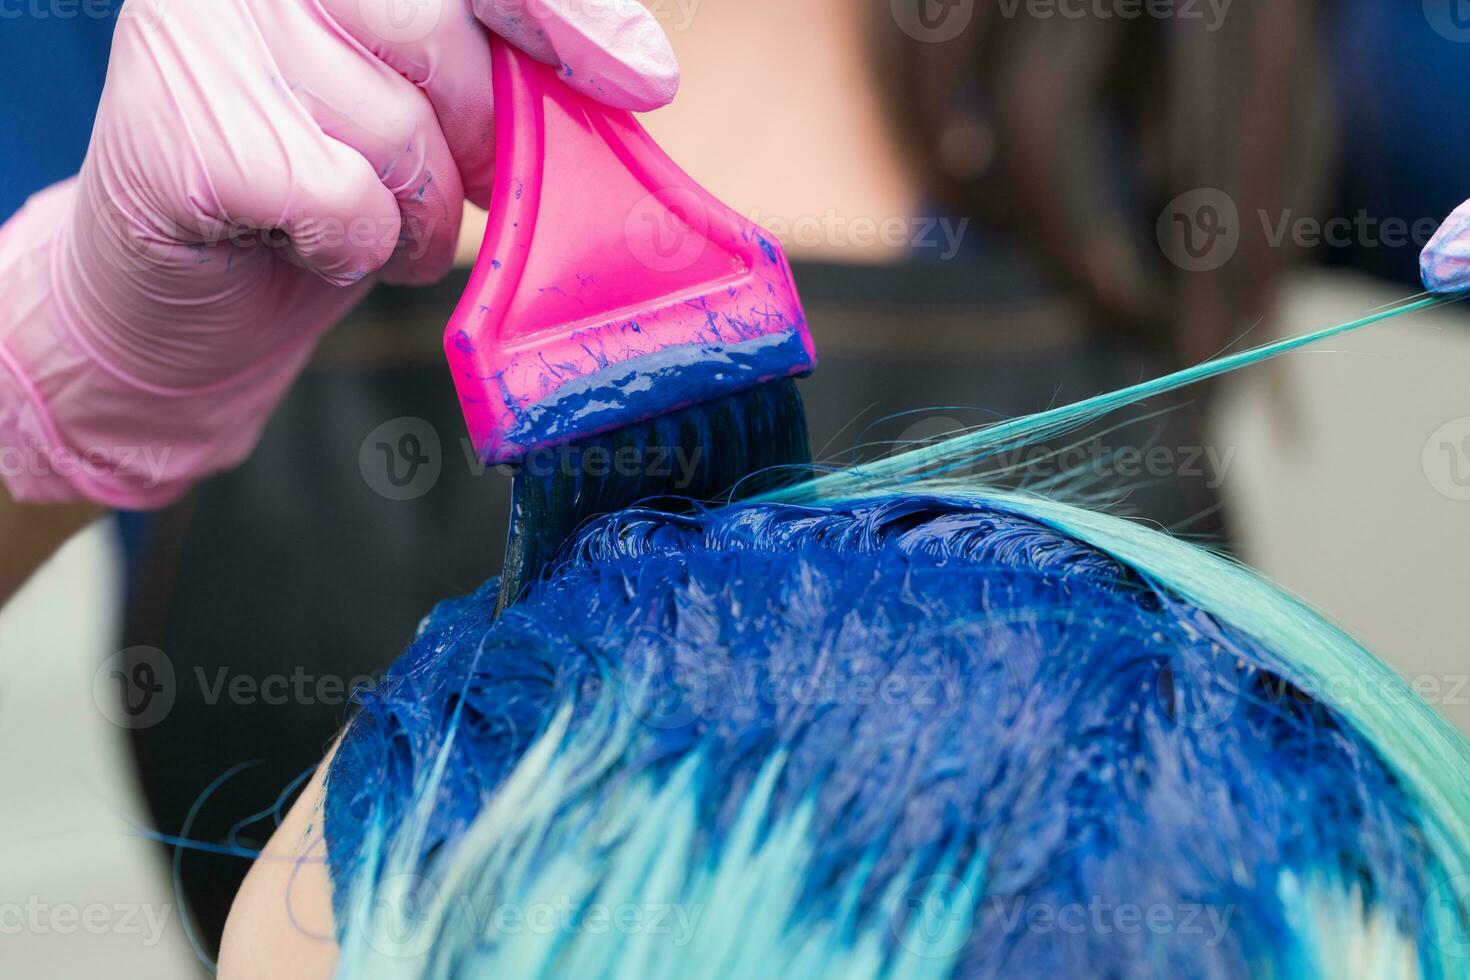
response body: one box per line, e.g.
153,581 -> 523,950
640,0 -> 922,263
456,1 -> 922,266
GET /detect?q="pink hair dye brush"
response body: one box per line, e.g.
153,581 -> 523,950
447,38 -> 817,611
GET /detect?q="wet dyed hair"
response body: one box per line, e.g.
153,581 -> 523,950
321,300 -> 1470,978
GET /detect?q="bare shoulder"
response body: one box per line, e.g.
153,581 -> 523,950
218,742 -> 341,980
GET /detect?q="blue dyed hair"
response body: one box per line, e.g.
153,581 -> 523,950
321,298 -> 1470,979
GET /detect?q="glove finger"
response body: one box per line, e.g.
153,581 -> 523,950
99,6 -> 408,289
1422,199 -> 1470,294
473,0 -> 680,111
317,0 -> 498,209
256,1 -> 469,282
251,137 -> 405,288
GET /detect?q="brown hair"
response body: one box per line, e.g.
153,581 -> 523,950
875,0 -> 1334,364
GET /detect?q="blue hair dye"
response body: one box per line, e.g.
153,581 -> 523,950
323,495 -> 1458,978
312,296 -> 1470,977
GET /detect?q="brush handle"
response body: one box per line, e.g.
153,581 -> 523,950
443,37 -> 815,465
466,36 -> 747,344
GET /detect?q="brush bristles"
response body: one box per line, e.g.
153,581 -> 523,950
496,378 -> 811,613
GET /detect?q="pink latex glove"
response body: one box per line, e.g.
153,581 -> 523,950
1423,200 -> 1470,293
0,0 -> 677,509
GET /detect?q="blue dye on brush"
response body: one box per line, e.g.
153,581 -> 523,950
444,39 -> 817,614
499,332 -> 813,450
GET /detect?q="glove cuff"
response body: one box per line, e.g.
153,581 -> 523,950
0,181 -> 195,508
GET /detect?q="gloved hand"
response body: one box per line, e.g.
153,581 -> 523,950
0,0 -> 677,508
1423,200 -> 1470,293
